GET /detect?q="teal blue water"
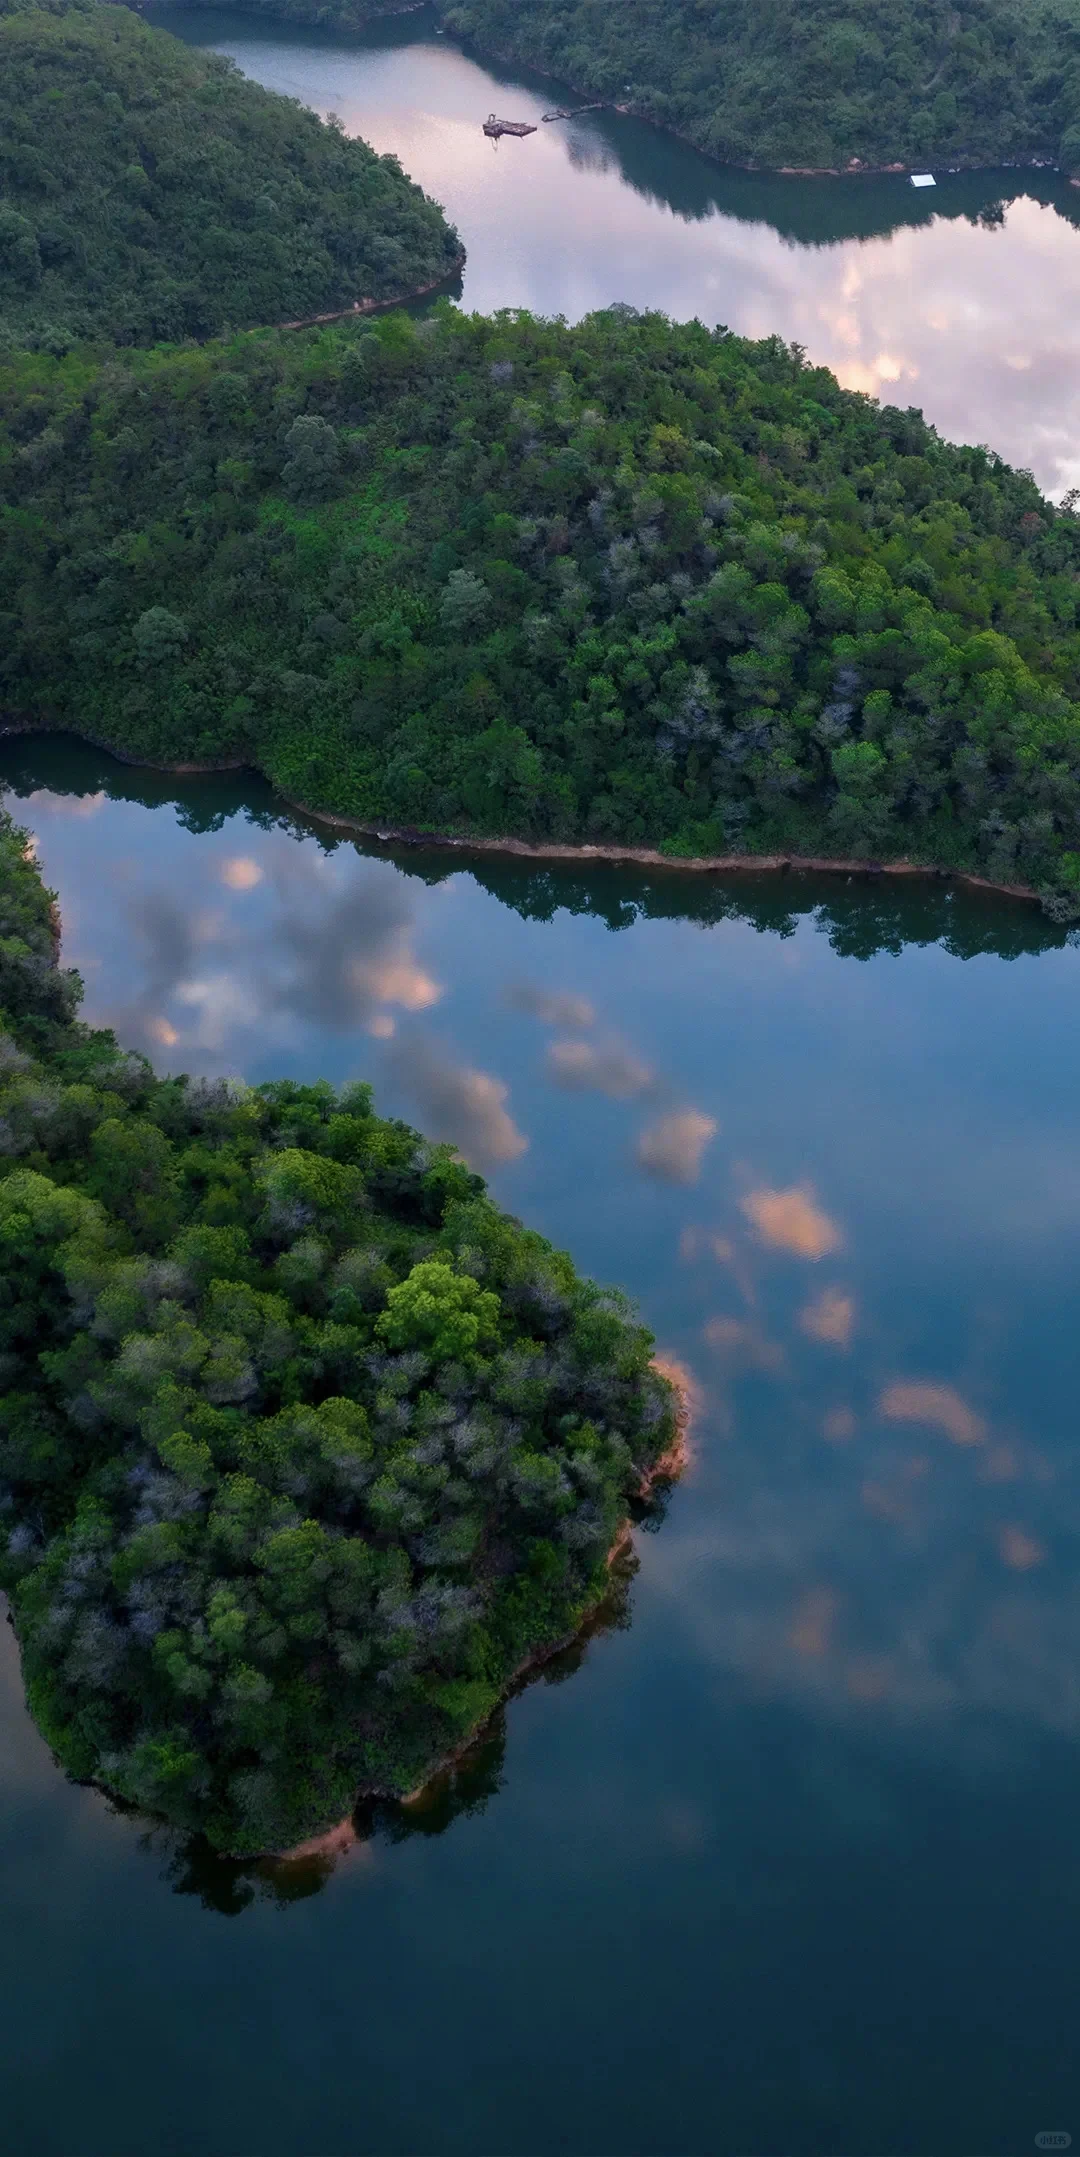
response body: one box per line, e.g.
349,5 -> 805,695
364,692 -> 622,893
158,1 -> 1080,497
2,733 -> 1078,2154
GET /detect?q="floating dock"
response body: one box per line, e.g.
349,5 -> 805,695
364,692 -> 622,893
483,113 -> 537,138
541,103 -> 606,122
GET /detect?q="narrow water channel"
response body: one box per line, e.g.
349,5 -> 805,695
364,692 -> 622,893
6,11 -> 1080,2145
158,1 -> 1080,496
1,733 -> 1078,2155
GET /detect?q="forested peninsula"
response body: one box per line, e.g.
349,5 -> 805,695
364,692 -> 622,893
155,0 -> 1080,176
441,0 -> 1080,174
0,0 -> 460,349
5,305 -> 1080,914
0,805 -> 676,1852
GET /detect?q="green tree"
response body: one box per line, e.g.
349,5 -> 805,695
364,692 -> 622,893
375,1259 -> 502,1362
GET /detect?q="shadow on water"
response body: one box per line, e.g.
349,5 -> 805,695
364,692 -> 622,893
4,722 -> 1080,2151
154,2 -> 1080,247
145,1728 -> 508,1916
554,122 -> 1074,249
133,1543 -> 639,1915
1,729 -> 1069,965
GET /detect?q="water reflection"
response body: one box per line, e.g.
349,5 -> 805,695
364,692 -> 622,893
470,852 -> 1074,957
57,804 -> 450,1067
387,1029 -> 528,1166
635,1107 -> 718,1183
878,1378 -> 986,1445
702,1313 -> 785,1373
4,743 -> 1080,1775
546,1035 -> 657,1099
505,980 -> 595,1028
151,1748 -> 500,1914
3,736 -> 1080,2145
4,738 -> 1078,1776
798,1287 -> 855,1346
10,730 -> 1068,961
157,4 -> 1080,492
133,1549 -> 641,1914
739,1183 -> 844,1258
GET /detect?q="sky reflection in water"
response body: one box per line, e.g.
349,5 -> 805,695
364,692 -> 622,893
162,3 -> 1080,495
3,742 -> 1080,2148
9,742 -> 1080,1772
7,17 -> 1080,2133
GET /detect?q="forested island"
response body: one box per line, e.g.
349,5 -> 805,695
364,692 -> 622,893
0,0 -> 460,348
4,303 -> 1080,914
0,805 -> 677,1852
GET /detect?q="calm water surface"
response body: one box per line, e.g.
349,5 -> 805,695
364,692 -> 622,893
2,733 -> 1079,2154
159,2 -> 1080,496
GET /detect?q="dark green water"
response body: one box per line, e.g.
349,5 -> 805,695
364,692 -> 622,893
157,1 -> 1080,497
2,733 -> 1079,2154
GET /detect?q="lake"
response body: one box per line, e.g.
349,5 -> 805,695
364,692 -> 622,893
2,731 -> 1079,2155
158,1 -> 1080,499
6,13 -> 1080,2147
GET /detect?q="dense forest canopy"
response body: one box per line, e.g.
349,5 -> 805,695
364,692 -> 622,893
0,0 -> 460,349
156,0 -> 1080,173
4,304 -> 1080,911
0,805 -> 675,1852
436,0 -> 1080,173
147,0 -> 420,25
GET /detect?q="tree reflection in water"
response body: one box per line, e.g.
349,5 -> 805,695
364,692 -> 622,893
141,1541 -> 647,1915
1,731 -> 1072,967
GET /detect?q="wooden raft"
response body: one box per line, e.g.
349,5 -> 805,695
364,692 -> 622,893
483,113 -> 537,137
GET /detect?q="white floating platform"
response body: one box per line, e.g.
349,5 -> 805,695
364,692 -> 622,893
910,172 -> 936,187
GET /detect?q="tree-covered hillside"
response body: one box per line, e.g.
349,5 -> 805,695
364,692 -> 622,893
0,0 -> 460,349
151,0 -> 419,26
0,804 -> 675,1852
438,0 -> 1080,173
4,305 -> 1080,910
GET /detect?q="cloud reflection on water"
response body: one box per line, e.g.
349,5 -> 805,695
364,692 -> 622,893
91,841 -> 446,1068
822,1407 -> 857,1444
644,1319 -> 1080,1747
799,1288 -> 856,1347
389,1033 -> 529,1168
636,1108 -> 718,1183
192,27 -> 1080,497
703,1314 -> 785,1373
13,767 -> 1080,1779
639,1155 -> 1078,1750
219,856 -> 263,891
878,1380 -> 985,1447
547,1036 -> 657,1099
505,981 -> 596,1029
998,1525 -> 1046,1571
740,1184 -> 843,1260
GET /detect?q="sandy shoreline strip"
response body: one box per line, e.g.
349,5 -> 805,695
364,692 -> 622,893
283,800 -> 1040,904
3,722 -> 1036,904
0,731 -> 1046,911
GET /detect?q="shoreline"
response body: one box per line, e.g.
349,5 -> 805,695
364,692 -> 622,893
0,723 -> 1042,908
26,1318 -> 693,1866
150,1 -> 1070,186
274,247 -> 465,331
436,26 -> 1064,183
272,1359 -> 694,1865
288,799 -> 1038,903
